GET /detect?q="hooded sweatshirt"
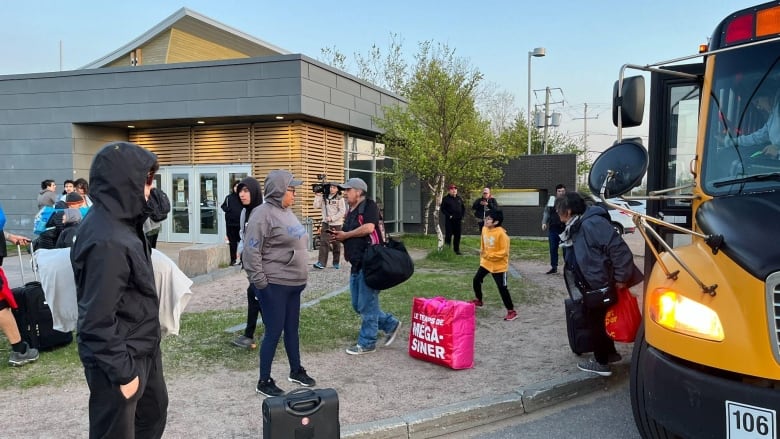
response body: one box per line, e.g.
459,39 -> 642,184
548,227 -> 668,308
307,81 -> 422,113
480,224 -> 510,273
236,176 -> 263,256
243,170 -> 308,289
71,142 -> 159,385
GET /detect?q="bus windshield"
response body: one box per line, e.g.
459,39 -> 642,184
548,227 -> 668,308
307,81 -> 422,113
702,40 -> 780,195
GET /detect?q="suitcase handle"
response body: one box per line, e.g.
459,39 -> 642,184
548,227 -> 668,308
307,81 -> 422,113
284,389 -> 322,417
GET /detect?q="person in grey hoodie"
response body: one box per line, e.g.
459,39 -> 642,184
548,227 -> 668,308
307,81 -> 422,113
243,169 -> 315,397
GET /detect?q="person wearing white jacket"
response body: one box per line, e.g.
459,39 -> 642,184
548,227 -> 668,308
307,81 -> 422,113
313,184 -> 346,269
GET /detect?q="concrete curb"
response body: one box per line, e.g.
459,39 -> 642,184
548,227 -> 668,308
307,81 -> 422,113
341,364 -> 629,438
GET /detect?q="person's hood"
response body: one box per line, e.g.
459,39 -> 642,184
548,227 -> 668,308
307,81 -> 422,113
88,142 -> 157,224
236,176 -> 263,217
581,204 -> 611,223
263,170 -> 301,208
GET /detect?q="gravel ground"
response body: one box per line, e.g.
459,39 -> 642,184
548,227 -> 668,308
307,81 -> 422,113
1,235 -> 645,438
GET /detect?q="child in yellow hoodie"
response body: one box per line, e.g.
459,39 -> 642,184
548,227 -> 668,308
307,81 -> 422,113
470,209 -> 517,321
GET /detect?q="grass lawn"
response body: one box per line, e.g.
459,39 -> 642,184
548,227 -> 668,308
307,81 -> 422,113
0,234 -> 551,389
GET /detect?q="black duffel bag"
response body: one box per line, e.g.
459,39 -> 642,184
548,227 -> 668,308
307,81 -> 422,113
362,238 -> 415,291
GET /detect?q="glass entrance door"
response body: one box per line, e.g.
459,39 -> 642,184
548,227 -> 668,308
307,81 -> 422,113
198,167 -> 220,242
169,170 -> 192,242
160,165 -> 251,243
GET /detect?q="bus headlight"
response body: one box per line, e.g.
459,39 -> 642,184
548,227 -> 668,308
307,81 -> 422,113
647,287 -> 725,341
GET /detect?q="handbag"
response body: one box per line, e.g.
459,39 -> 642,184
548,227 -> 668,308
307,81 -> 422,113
408,297 -> 475,369
582,285 -> 618,310
363,239 -> 414,290
604,287 -> 642,342
355,200 -> 414,291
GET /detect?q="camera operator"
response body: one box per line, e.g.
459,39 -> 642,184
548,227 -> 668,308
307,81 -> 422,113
313,183 -> 346,269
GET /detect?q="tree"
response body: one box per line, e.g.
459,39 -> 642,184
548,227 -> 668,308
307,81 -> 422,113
378,42 -> 504,247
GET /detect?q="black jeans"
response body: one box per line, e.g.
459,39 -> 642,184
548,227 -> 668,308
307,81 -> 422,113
444,217 -> 462,253
584,304 -> 616,365
226,225 -> 240,262
472,266 -> 514,310
83,350 -> 168,439
244,284 -> 263,338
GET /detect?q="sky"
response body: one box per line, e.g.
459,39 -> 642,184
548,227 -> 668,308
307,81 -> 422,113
0,0 -> 763,153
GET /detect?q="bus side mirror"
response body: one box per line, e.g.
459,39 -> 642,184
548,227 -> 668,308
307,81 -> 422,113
588,139 -> 648,197
612,76 -> 645,128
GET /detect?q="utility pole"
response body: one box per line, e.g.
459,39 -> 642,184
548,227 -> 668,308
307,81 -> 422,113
571,103 -> 599,188
571,103 -> 599,150
534,87 -> 563,154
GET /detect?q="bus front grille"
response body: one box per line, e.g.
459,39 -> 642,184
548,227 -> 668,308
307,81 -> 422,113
767,272 -> 780,365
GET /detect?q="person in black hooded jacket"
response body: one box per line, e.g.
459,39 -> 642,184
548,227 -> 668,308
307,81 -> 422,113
221,181 -> 243,265
70,142 -> 168,439
231,176 -> 265,349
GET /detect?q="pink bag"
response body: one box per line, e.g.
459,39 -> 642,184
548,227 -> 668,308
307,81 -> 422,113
408,297 -> 475,369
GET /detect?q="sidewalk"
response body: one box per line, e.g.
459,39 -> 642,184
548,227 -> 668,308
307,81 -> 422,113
1,239 -> 637,438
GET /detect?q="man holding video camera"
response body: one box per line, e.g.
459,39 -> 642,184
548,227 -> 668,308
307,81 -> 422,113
313,181 -> 346,269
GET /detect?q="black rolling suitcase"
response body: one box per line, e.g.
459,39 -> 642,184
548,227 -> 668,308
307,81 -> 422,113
11,243 -> 73,351
563,268 -> 593,355
262,388 -> 339,439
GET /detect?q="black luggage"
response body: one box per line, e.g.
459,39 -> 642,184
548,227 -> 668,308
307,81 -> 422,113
262,388 -> 339,439
11,243 -> 73,351
563,267 -> 593,355
564,297 -> 593,355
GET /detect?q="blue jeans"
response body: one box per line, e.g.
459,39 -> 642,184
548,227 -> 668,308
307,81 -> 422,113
350,270 -> 398,348
548,228 -> 562,268
254,283 -> 305,381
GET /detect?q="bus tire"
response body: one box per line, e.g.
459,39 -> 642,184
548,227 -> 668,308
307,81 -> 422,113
630,323 -> 677,439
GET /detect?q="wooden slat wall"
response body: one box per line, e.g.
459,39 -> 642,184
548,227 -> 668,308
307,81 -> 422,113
192,124 -> 250,163
299,123 -> 345,219
167,28 -> 248,63
105,31 -> 171,68
252,122 -> 296,180
130,122 -> 346,220
130,128 -> 191,165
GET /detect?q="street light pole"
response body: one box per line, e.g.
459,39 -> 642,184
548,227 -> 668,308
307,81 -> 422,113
527,47 -> 546,155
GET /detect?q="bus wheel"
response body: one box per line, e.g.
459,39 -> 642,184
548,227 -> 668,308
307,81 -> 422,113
630,323 -> 676,438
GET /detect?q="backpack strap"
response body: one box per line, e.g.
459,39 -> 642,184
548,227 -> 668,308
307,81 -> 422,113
355,199 -> 385,245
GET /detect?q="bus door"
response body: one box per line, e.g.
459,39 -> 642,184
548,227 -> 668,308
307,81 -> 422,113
645,63 -> 703,274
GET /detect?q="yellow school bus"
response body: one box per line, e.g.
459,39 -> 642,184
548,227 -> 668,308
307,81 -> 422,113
591,2 -> 780,437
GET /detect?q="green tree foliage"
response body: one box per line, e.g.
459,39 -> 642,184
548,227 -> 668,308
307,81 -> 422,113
377,42 -> 503,244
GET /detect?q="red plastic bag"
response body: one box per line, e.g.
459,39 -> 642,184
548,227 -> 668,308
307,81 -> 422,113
408,297 -> 475,369
604,287 -> 641,342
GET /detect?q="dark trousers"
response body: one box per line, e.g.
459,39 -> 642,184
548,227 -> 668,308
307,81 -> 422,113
255,283 -> 305,380
548,228 -> 563,269
244,285 -> 263,339
226,225 -> 240,262
83,350 -> 168,439
146,232 -> 159,249
317,223 -> 342,266
473,266 -> 514,310
585,304 -> 617,365
444,218 -> 462,253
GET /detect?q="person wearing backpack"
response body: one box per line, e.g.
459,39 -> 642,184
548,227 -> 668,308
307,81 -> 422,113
144,187 -> 170,249
329,177 -> 402,355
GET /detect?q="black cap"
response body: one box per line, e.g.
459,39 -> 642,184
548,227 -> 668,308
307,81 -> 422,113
65,192 -> 84,204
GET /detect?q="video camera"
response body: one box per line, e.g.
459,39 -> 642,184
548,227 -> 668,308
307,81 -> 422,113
312,174 -> 332,194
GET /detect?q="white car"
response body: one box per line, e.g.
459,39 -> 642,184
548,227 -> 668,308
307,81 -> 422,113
606,207 -> 636,235
587,195 -> 637,234
606,197 -> 647,215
